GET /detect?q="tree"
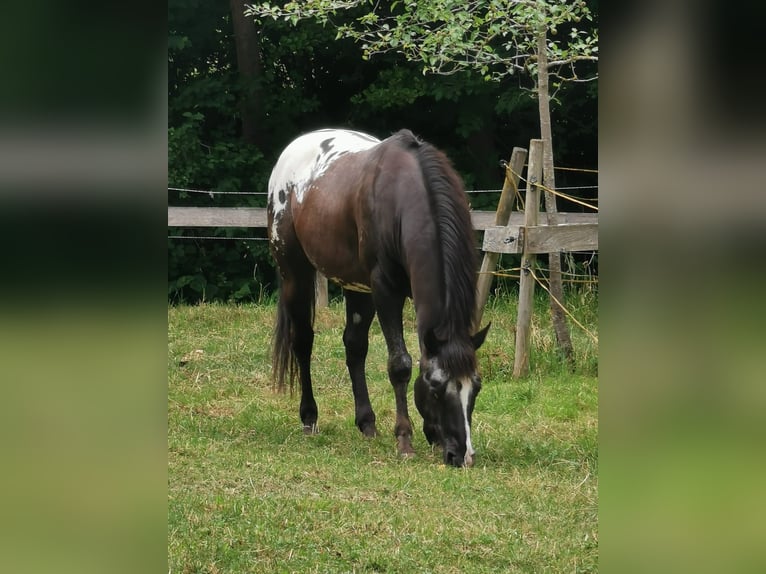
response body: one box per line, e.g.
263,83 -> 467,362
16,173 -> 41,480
246,0 -> 598,359
230,0 -> 266,147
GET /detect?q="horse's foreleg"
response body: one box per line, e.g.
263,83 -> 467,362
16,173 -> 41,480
343,291 -> 377,437
373,288 -> 415,457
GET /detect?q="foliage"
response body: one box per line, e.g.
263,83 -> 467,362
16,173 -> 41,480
167,107 -> 275,302
168,292 -> 598,571
248,0 -> 598,83
168,0 -> 598,303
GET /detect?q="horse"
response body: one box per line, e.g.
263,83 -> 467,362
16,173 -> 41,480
267,128 -> 490,467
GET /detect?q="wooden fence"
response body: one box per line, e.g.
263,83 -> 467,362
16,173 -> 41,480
168,140 -> 597,374
475,139 -> 598,375
167,206 -> 595,230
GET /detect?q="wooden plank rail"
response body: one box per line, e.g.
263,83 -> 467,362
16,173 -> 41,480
167,206 -> 594,231
483,221 -> 598,254
168,207 -> 267,228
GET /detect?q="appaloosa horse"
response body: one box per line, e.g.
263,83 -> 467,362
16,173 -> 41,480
267,128 -> 489,467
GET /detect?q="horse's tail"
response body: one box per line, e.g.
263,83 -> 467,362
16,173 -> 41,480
272,274 -> 316,393
272,289 -> 296,393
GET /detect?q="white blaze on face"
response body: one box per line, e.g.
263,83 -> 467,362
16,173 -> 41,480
458,378 -> 475,467
268,129 -> 380,241
442,372 -> 476,467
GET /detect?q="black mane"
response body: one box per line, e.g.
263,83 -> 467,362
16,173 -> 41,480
391,130 -> 478,374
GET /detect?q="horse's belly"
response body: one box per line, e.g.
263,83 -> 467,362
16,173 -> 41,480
289,148 -> 377,293
301,239 -> 371,292
293,200 -> 372,293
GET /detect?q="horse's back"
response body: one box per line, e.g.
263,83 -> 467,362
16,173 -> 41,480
268,129 -> 380,207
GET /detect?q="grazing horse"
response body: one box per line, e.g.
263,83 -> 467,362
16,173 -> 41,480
267,128 -> 490,467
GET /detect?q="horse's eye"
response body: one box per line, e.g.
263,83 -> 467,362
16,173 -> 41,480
429,378 -> 447,398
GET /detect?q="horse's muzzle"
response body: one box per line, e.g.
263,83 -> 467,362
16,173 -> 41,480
444,449 -> 473,468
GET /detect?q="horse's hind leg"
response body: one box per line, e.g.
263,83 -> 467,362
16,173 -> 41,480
277,267 -> 319,434
342,290 -> 378,437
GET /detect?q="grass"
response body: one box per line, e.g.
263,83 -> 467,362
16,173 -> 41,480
168,291 -> 598,573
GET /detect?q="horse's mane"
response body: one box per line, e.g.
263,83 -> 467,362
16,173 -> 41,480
390,130 -> 478,372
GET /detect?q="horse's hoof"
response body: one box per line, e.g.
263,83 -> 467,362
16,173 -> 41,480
397,436 -> 415,458
361,424 -> 378,438
303,423 -> 319,435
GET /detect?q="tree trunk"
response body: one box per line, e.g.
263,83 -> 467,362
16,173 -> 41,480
536,30 -> 574,362
229,0 -> 264,146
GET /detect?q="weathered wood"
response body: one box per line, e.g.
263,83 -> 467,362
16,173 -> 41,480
168,207 -> 267,228
473,146 -> 528,330
168,205 -> 591,231
469,210 -> 592,230
528,223 -> 598,253
315,273 -> 329,308
491,149 -> 527,226
482,226 -> 524,254
483,223 -> 598,254
514,139 -> 543,378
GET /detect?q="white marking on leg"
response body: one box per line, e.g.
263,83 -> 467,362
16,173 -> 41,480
458,378 -> 475,466
352,312 -> 362,325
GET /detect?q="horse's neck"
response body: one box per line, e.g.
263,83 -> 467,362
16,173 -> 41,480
400,220 -> 446,340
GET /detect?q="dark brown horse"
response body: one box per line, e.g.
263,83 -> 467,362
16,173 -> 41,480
267,128 -> 490,467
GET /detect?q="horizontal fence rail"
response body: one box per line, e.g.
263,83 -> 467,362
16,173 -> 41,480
167,206 -> 596,231
483,222 -> 598,254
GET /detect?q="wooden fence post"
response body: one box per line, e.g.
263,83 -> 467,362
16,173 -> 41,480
473,146 -> 528,330
315,273 -> 329,308
513,139 -> 543,377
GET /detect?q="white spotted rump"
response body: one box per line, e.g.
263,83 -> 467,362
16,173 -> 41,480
268,129 -> 380,241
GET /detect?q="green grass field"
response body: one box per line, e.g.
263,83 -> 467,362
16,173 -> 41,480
168,293 -> 598,573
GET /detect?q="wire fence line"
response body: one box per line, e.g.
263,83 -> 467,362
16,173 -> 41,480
479,265 -> 598,285
168,234 -> 268,241
166,234 -> 599,286
517,164 -> 598,174
528,266 -> 599,344
553,165 -> 598,173
169,187 -> 267,196
169,184 -> 598,197
505,167 -> 599,212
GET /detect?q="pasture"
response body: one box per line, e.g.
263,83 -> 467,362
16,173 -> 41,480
168,292 -> 598,573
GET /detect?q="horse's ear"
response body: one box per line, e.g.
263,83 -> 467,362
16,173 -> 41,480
424,328 -> 442,356
471,323 -> 491,350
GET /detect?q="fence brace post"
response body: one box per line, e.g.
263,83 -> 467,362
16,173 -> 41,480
513,139 -> 543,377
473,146 -> 528,330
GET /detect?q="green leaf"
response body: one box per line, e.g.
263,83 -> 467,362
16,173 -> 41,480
175,275 -> 193,289
190,274 -> 207,293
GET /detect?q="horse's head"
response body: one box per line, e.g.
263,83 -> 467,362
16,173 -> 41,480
414,323 -> 490,467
